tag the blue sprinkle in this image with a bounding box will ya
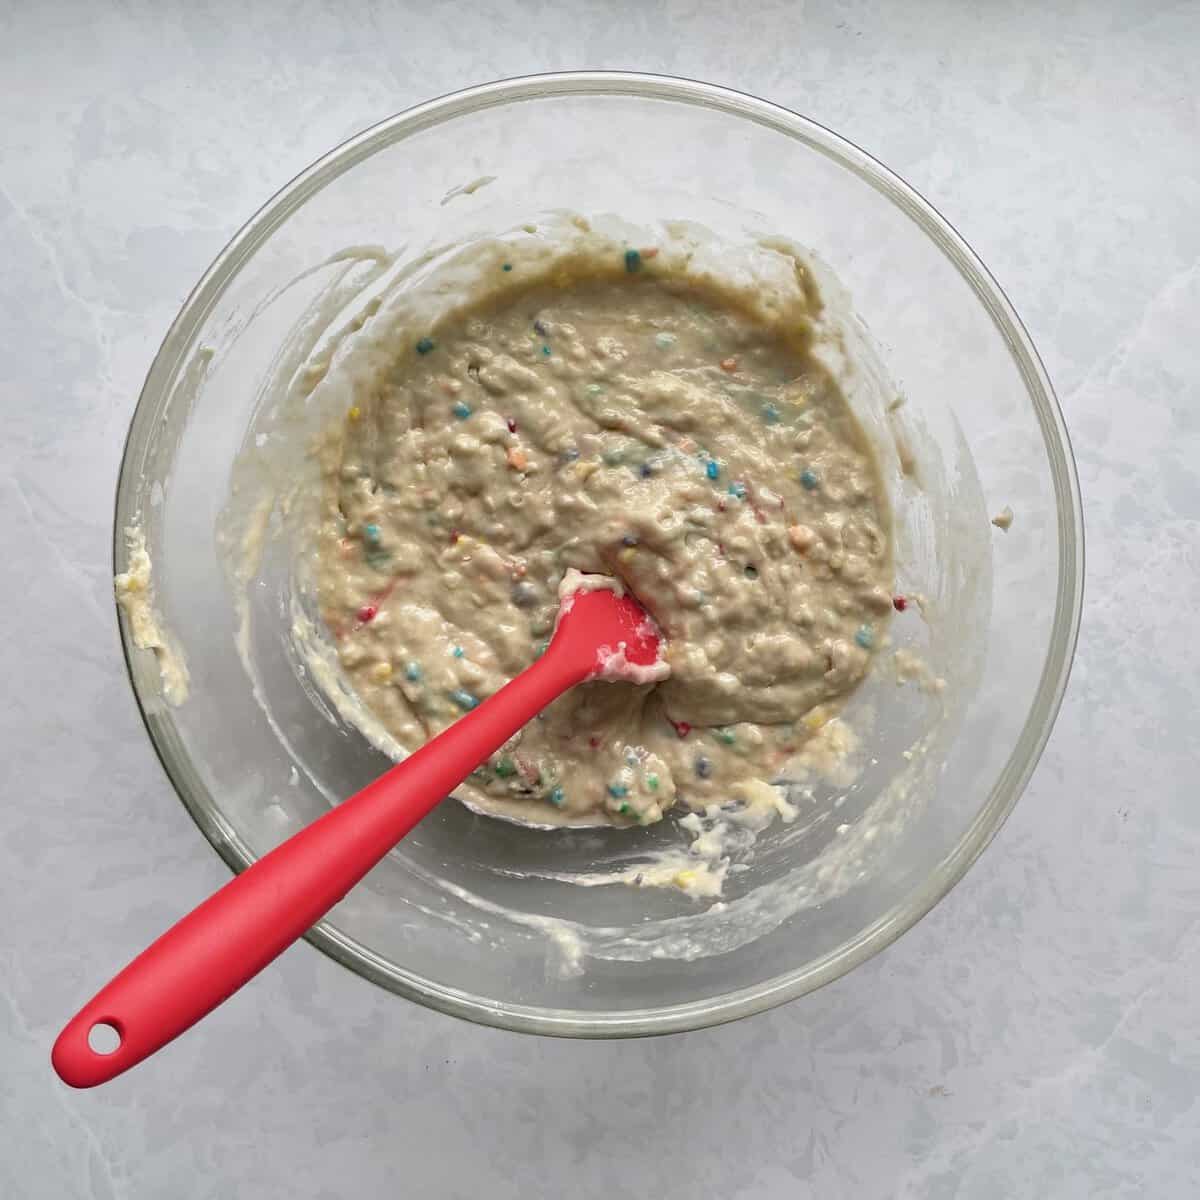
[452,646,465,658]
[855,626,875,650]
[562,447,580,462]
[541,344,552,356]
[404,662,422,682]
[502,262,513,272]
[705,460,720,481]
[449,688,480,711]
[621,533,639,547]
[416,337,435,355]
[728,481,747,499]
[695,756,713,779]
[639,462,654,478]
[800,468,819,490]
[624,249,642,273]
[363,523,382,546]
[452,401,472,420]
[744,564,759,579]
[607,783,629,798]
[763,403,780,425]
[533,319,548,335]
[549,786,565,807]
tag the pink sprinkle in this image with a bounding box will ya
[669,718,692,739]
[358,604,378,623]
[893,595,908,612]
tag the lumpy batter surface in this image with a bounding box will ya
[317,267,892,826]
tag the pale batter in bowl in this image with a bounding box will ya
[315,248,892,828]
[112,74,1080,1031]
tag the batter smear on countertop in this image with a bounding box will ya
[317,264,892,827]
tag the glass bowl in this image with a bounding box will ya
[115,73,1082,1036]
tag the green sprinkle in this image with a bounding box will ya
[618,801,631,815]
[541,344,552,356]
[452,646,465,658]
[855,625,875,650]
[608,783,629,798]
[404,662,422,682]
[449,688,479,711]
[705,460,720,481]
[502,262,513,272]
[647,773,660,791]
[715,728,736,745]
[534,639,550,658]
[495,756,517,778]
[655,332,676,350]
[363,523,382,546]
[744,563,759,579]
[549,786,565,807]
[800,468,819,490]
[452,401,472,420]
[416,337,435,355]
[624,248,642,273]
[586,383,604,395]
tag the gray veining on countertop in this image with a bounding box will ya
[2,1,1198,1195]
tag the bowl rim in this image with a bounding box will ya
[115,70,1084,1038]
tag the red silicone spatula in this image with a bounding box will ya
[53,581,664,1088]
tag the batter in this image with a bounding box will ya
[315,258,892,827]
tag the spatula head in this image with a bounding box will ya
[552,582,668,684]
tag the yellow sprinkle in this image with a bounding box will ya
[347,406,362,422]
[802,707,828,732]
[618,547,636,562]
[370,662,393,683]
[673,870,697,890]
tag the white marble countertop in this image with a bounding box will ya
[3,2,1198,1195]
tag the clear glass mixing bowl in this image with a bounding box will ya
[114,73,1082,1036]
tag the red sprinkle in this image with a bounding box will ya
[357,604,378,623]
[893,595,908,612]
[506,416,518,433]
[588,736,601,749]
[668,718,692,739]
[449,528,461,545]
